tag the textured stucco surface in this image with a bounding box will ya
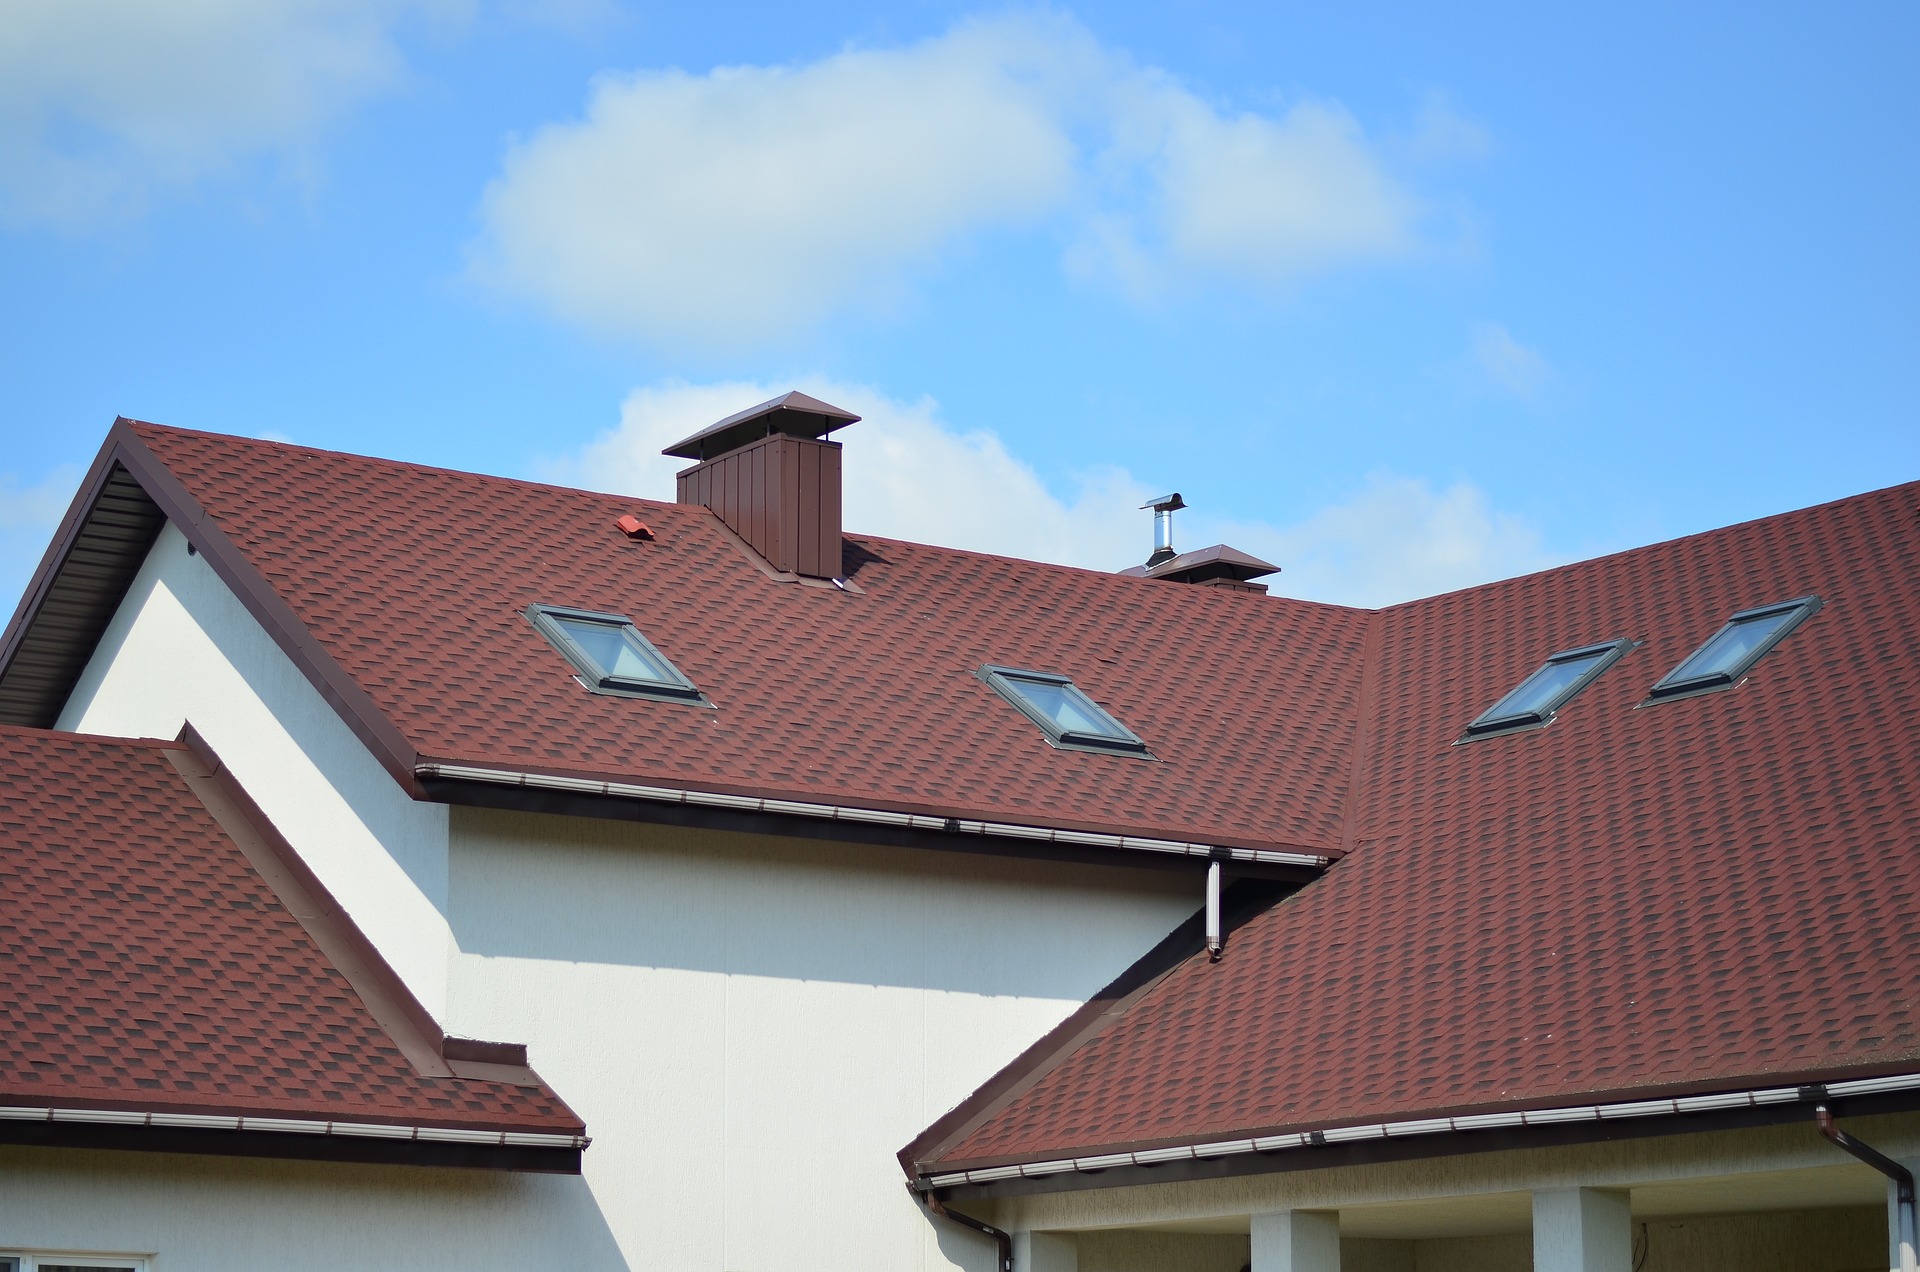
[445,804,1199,1270]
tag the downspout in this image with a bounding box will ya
[918,1189,1013,1272]
[1205,858,1224,961]
[1816,1105,1917,1272]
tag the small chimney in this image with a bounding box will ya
[1142,493,1186,567]
[1119,494,1280,594]
[663,391,859,578]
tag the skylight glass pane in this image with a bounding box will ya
[1464,639,1632,738]
[980,665,1147,754]
[527,605,703,702]
[1010,679,1116,737]
[1665,609,1796,685]
[1649,596,1820,699]
[554,616,680,687]
[1485,654,1606,721]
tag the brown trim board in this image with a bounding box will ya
[0,1119,581,1174]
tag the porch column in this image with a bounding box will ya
[1250,1209,1341,1272]
[1013,1230,1077,1272]
[1886,1156,1920,1272]
[1532,1187,1631,1272]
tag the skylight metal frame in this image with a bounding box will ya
[1459,638,1635,741]
[526,604,709,705]
[1645,595,1823,703]
[977,664,1151,757]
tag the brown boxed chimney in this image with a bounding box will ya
[663,391,860,579]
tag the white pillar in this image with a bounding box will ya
[1532,1187,1631,1272]
[1013,1230,1078,1272]
[1886,1157,1920,1272]
[1250,1209,1341,1272]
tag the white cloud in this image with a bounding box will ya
[0,0,454,226]
[0,464,83,614]
[1471,321,1552,399]
[1403,92,1493,165]
[542,378,1150,570]
[474,15,1433,346]
[544,381,1564,607]
[1069,91,1415,300]
[1199,475,1565,609]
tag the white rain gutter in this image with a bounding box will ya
[0,1104,587,1150]
[918,1070,1920,1189]
[415,762,1330,871]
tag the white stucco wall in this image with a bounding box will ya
[0,1145,626,1269]
[444,806,1201,1272]
[56,524,455,1018]
[37,525,1206,1270]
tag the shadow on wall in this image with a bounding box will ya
[445,805,1201,999]
[147,528,453,918]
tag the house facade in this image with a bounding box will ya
[2,397,1916,1271]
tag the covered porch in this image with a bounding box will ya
[961,1112,1920,1272]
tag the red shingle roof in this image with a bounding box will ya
[14,419,1917,1180]
[913,479,1920,1172]
[123,421,1370,856]
[0,726,582,1139]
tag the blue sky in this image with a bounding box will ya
[2,1,1914,610]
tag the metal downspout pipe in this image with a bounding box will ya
[918,1189,1013,1272]
[1205,859,1224,961]
[1816,1105,1917,1272]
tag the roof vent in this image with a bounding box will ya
[663,391,860,579]
[1118,495,1280,594]
[1141,493,1186,567]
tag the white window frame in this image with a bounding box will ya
[0,1253,150,1271]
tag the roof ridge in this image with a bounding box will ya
[1379,477,1920,615]
[121,417,692,514]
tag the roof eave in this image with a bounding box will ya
[0,1110,584,1174]
[911,1064,1920,1201]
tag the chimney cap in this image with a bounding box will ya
[1140,492,1187,512]
[1119,543,1280,584]
[661,391,861,461]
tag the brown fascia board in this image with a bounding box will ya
[922,1079,1920,1204]
[167,724,551,1091]
[0,420,425,795]
[0,1118,581,1174]
[897,878,1302,1179]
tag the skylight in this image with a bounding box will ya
[527,605,706,703]
[1461,639,1634,739]
[1647,595,1822,701]
[978,665,1148,755]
